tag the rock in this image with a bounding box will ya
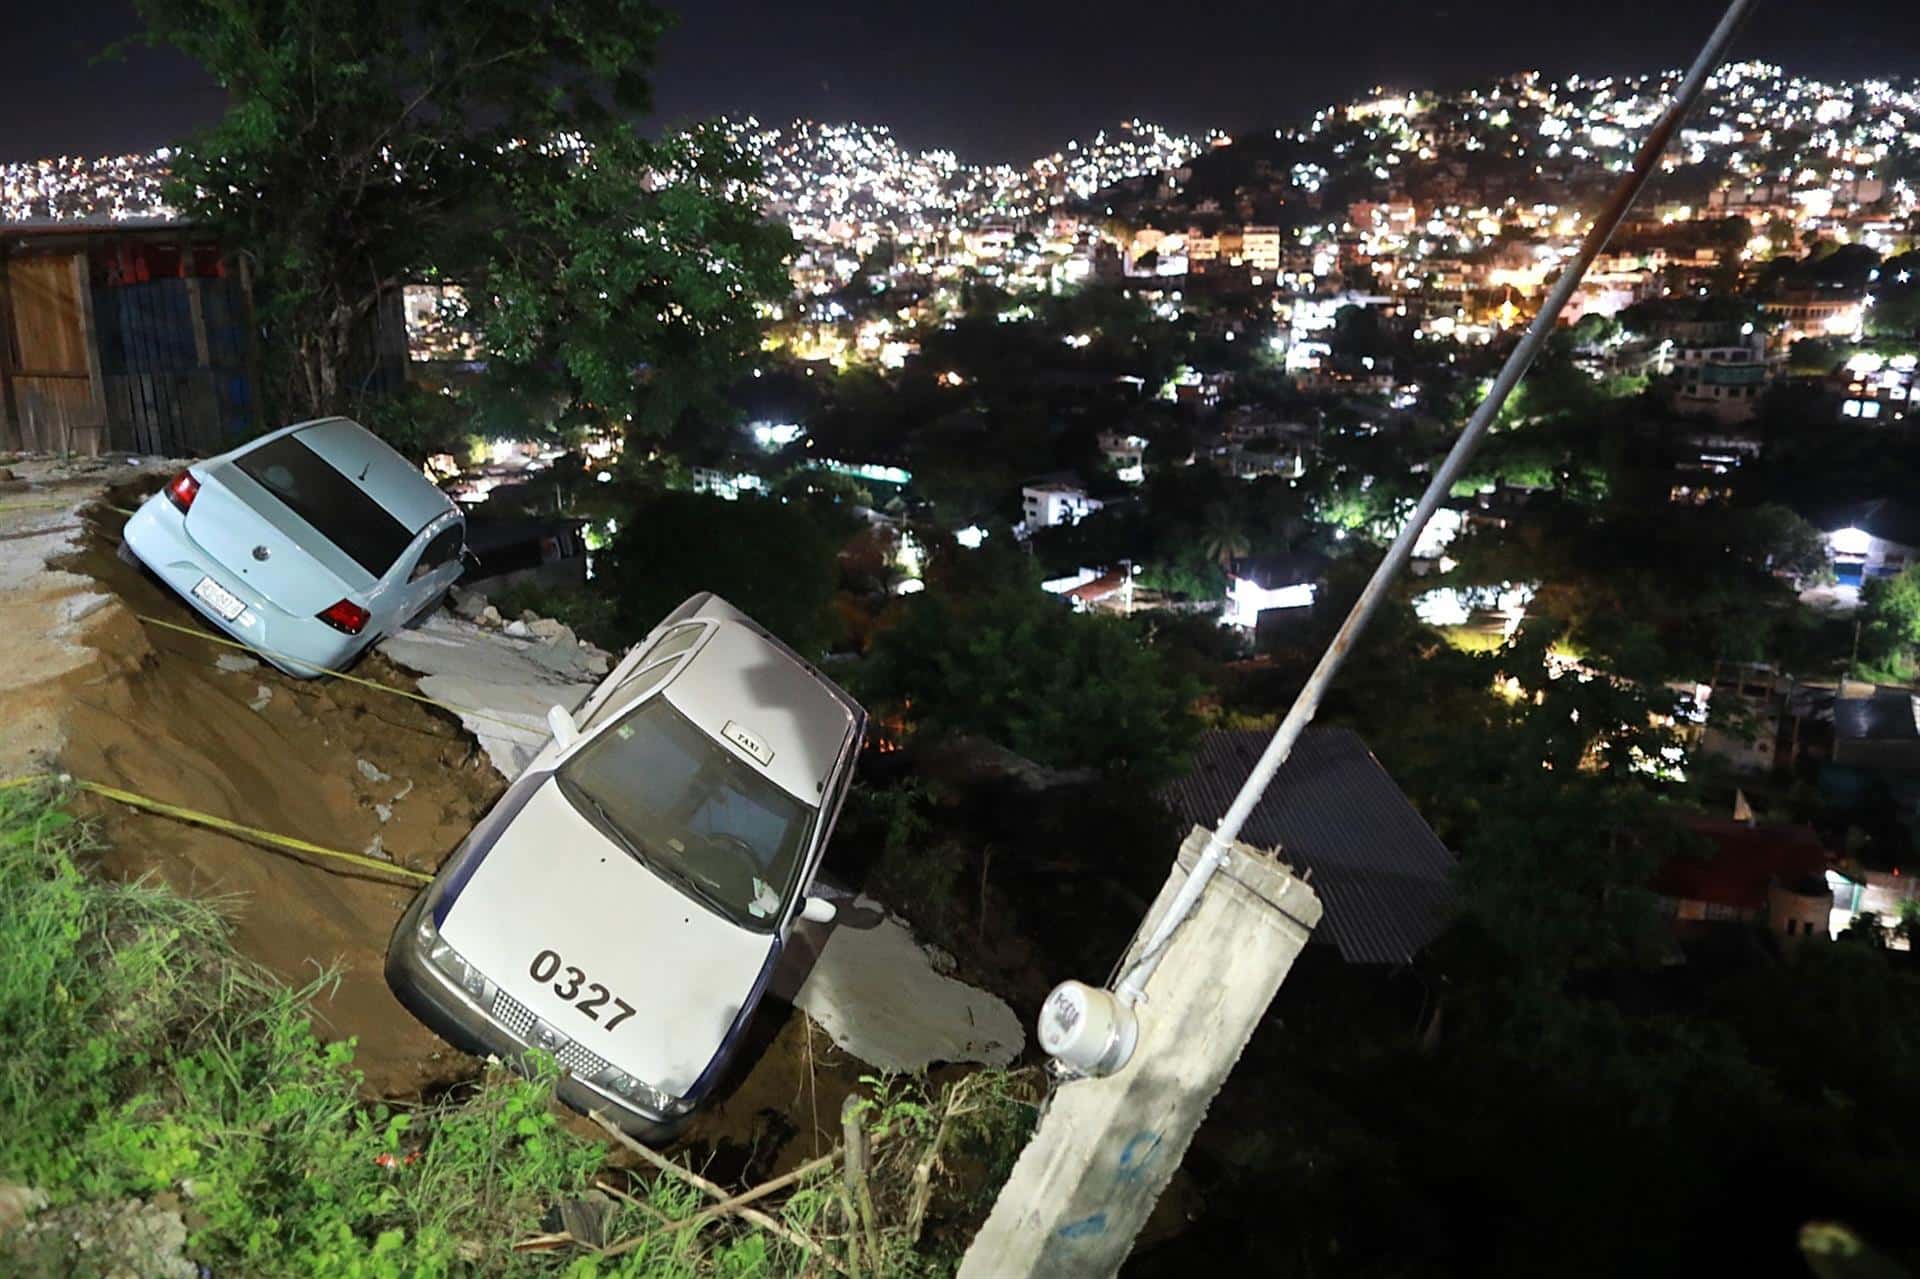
[449,587,489,622]
[502,619,532,639]
[0,468,15,482]
[355,758,391,784]
[520,608,540,623]
[0,1183,47,1233]
[20,1198,194,1279]
[374,803,393,824]
[363,834,387,860]
[215,653,260,674]
[248,685,273,712]
[477,605,503,628]
[527,618,573,645]
[923,943,958,976]
[583,649,611,678]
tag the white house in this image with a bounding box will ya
[1819,500,1920,589]
[1098,432,1149,483]
[1021,480,1104,530]
[1224,553,1329,628]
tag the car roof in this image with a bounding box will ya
[661,595,864,805]
[288,417,457,534]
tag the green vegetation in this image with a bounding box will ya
[859,562,1201,785]
[485,579,624,652]
[133,0,789,449]
[595,492,840,657]
[0,784,1033,1277]
[1855,564,1920,683]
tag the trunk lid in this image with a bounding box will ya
[182,466,372,616]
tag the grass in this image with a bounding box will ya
[0,783,1036,1277]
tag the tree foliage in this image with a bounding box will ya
[595,492,839,656]
[135,0,789,446]
[858,573,1201,783]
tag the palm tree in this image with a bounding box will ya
[1201,503,1251,570]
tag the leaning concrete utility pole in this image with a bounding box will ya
[960,3,1757,1273]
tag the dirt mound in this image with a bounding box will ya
[52,498,505,1097]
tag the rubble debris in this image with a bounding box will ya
[248,685,273,712]
[356,758,391,784]
[7,1197,195,1279]
[795,895,1024,1073]
[449,587,489,622]
[215,653,260,674]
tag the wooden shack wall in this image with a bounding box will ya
[0,251,105,453]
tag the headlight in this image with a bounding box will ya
[417,910,494,1001]
[596,1067,693,1118]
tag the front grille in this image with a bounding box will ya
[488,991,606,1079]
[557,1042,609,1079]
[491,990,539,1041]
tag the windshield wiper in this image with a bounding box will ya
[562,782,741,920]
[647,855,739,920]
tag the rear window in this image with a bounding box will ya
[235,434,417,577]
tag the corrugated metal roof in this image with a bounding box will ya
[1161,728,1456,964]
[1835,689,1920,744]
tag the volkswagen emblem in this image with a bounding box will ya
[251,545,271,562]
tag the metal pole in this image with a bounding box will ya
[1113,0,1756,1008]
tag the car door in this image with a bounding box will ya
[393,519,466,629]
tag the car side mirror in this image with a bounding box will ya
[799,895,837,925]
[546,704,578,750]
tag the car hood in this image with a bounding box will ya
[439,778,776,1096]
[179,466,371,615]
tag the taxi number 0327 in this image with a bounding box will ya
[528,949,637,1030]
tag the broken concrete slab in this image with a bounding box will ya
[378,612,595,777]
[216,653,261,674]
[794,894,1024,1073]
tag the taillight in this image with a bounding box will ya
[316,599,370,635]
[165,470,200,513]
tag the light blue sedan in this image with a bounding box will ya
[123,416,466,677]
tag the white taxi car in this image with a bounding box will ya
[386,593,866,1139]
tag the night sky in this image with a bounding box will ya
[6,0,1920,164]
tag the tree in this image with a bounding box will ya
[1200,502,1251,569]
[1858,564,1920,678]
[595,491,839,656]
[134,0,788,447]
[857,582,1201,783]
[1730,504,1831,584]
[1868,251,1920,340]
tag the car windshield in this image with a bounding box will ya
[234,433,416,577]
[555,697,815,933]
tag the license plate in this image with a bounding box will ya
[191,575,246,622]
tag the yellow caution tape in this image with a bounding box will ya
[0,497,139,521]
[133,611,539,735]
[0,496,89,516]
[1,773,432,885]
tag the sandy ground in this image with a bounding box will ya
[1,460,1020,1167]
[0,457,175,779]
